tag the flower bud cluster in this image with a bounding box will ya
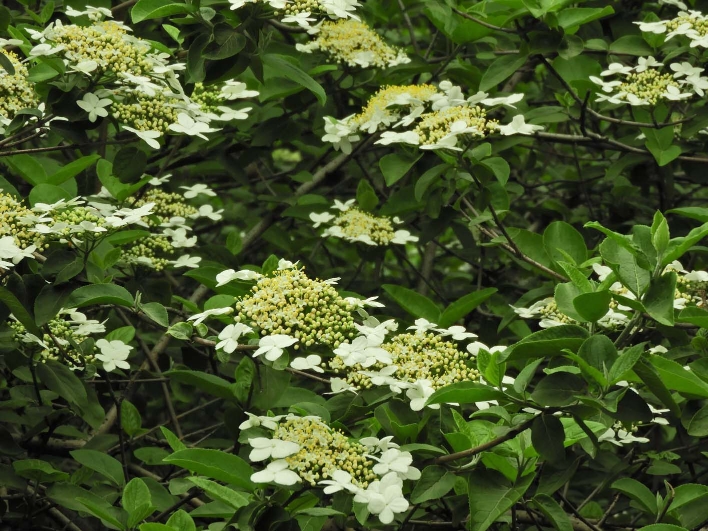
[664,260,708,308]
[111,92,181,133]
[0,51,39,120]
[0,193,47,253]
[9,309,104,370]
[635,9,708,48]
[234,265,357,347]
[296,19,409,69]
[322,81,536,153]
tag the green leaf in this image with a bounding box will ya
[415,164,450,201]
[600,237,650,296]
[531,373,585,407]
[29,183,72,207]
[162,449,254,491]
[123,478,152,516]
[4,154,47,185]
[77,497,127,530]
[262,54,326,106]
[379,152,422,187]
[131,0,195,23]
[613,478,658,515]
[65,284,134,309]
[0,52,15,75]
[0,286,41,336]
[164,370,236,400]
[46,155,100,186]
[166,510,196,531]
[70,449,126,487]
[438,288,497,328]
[573,290,611,322]
[480,52,529,92]
[650,355,708,398]
[382,284,441,322]
[36,360,88,409]
[356,179,379,211]
[531,494,573,531]
[411,466,457,503]
[643,272,676,326]
[160,426,187,452]
[500,325,589,362]
[13,459,69,482]
[139,302,169,328]
[186,477,250,509]
[544,221,587,266]
[467,469,534,531]
[608,344,645,385]
[685,404,708,437]
[637,526,689,531]
[121,400,142,437]
[556,6,614,33]
[633,359,681,417]
[663,222,708,266]
[532,414,566,463]
[480,157,510,186]
[427,381,505,405]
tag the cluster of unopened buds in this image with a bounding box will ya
[591,57,706,106]
[309,199,417,246]
[322,81,542,153]
[242,413,417,524]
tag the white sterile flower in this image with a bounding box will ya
[95,339,132,372]
[248,437,301,461]
[437,325,477,341]
[216,322,253,353]
[649,345,668,355]
[266,0,288,8]
[674,298,688,310]
[216,106,251,121]
[322,116,360,155]
[634,20,668,34]
[180,184,216,199]
[407,318,438,333]
[254,334,298,362]
[188,307,234,326]
[360,436,400,453]
[118,73,162,96]
[497,115,543,136]
[480,93,524,108]
[406,379,438,411]
[593,263,613,281]
[598,427,649,446]
[123,126,161,149]
[648,404,670,425]
[229,0,257,9]
[355,318,398,343]
[390,230,418,244]
[30,43,65,56]
[360,472,409,524]
[685,270,708,281]
[335,335,392,368]
[220,80,259,100]
[359,366,410,394]
[375,131,421,146]
[466,341,505,356]
[290,355,324,373]
[163,227,197,248]
[310,212,335,228]
[149,174,171,186]
[239,413,285,430]
[169,255,202,268]
[320,0,361,20]
[69,60,99,74]
[660,0,687,9]
[601,63,633,76]
[70,221,107,234]
[663,85,693,101]
[333,199,355,211]
[169,113,218,140]
[319,470,358,494]
[0,38,23,48]
[282,11,316,28]
[192,204,223,221]
[635,56,663,73]
[216,268,262,286]
[277,258,297,270]
[327,377,357,394]
[368,449,418,478]
[0,237,36,264]
[344,296,385,308]
[684,75,708,97]
[76,92,112,122]
[251,459,301,485]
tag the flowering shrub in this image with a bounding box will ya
[4,1,708,531]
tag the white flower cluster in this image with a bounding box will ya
[309,199,417,246]
[591,57,705,106]
[636,7,708,48]
[296,19,409,68]
[10,309,106,370]
[243,414,416,524]
[328,316,481,411]
[229,0,360,32]
[322,81,541,153]
[23,8,258,148]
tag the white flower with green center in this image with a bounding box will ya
[497,115,543,136]
[407,318,437,333]
[375,131,420,146]
[239,413,285,430]
[169,113,217,140]
[220,80,259,100]
[253,334,298,361]
[180,184,216,199]
[95,339,132,372]
[215,268,262,286]
[169,255,202,268]
[29,43,65,57]
[437,325,477,341]
[248,437,301,461]
[69,60,99,74]
[0,236,36,265]
[319,470,358,494]
[216,322,252,353]
[359,436,399,453]
[77,92,112,122]
[123,127,161,149]
[310,211,335,228]
[406,379,438,411]
[251,460,301,485]
[356,472,409,524]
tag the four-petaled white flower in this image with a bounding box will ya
[368,449,421,480]
[180,184,216,199]
[407,318,438,333]
[169,255,202,268]
[248,437,301,461]
[290,354,324,373]
[187,307,234,326]
[95,339,132,372]
[310,212,335,228]
[253,334,298,361]
[123,126,162,149]
[239,412,284,430]
[77,93,112,122]
[251,459,301,485]
[319,470,358,494]
[216,268,262,286]
[216,323,253,353]
[406,379,438,411]
[169,113,218,140]
[220,80,260,100]
[497,115,544,136]
[356,472,409,524]
[437,325,477,341]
